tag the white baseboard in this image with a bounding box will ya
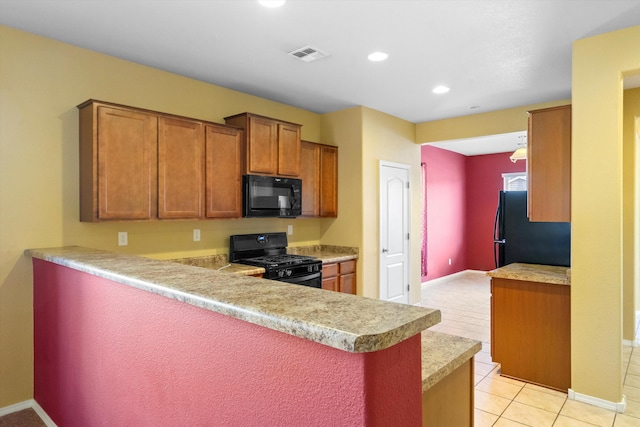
[568,389,627,413]
[0,399,57,426]
[421,269,487,287]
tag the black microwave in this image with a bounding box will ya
[243,174,302,218]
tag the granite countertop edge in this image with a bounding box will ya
[25,246,438,354]
[421,331,482,391]
[486,262,570,286]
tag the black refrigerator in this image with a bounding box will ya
[494,191,571,268]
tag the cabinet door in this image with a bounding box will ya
[247,116,278,175]
[322,263,338,291]
[338,274,355,294]
[338,260,356,294]
[97,106,157,220]
[158,117,203,219]
[277,123,301,177]
[300,141,320,217]
[527,105,571,222]
[322,277,338,291]
[204,124,243,218]
[319,145,338,217]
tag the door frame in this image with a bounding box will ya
[379,160,411,303]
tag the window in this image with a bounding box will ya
[502,172,527,191]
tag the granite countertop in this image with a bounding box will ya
[168,244,358,273]
[25,246,439,353]
[486,263,570,286]
[421,331,482,392]
[168,255,264,276]
[288,245,359,264]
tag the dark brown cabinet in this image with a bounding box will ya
[527,105,571,222]
[79,100,242,221]
[322,259,356,294]
[300,141,338,217]
[224,112,301,177]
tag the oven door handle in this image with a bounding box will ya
[277,272,321,284]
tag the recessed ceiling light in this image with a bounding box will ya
[368,51,389,62]
[432,85,450,94]
[258,0,286,7]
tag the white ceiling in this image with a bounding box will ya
[1,0,639,155]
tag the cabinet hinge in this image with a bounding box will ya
[406,182,410,189]
[407,233,410,240]
[407,284,410,291]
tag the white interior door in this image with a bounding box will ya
[379,161,410,304]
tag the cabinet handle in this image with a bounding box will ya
[382,248,388,253]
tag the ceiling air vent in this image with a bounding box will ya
[288,46,329,62]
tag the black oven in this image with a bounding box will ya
[229,233,322,288]
[243,175,302,218]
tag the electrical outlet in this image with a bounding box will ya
[193,229,201,242]
[118,231,128,246]
[287,224,293,235]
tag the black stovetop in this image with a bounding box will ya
[229,232,319,270]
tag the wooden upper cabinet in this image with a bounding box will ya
[300,141,338,218]
[319,144,338,217]
[79,103,158,221]
[300,141,320,216]
[158,117,203,219]
[527,105,571,222]
[277,123,301,176]
[204,123,243,218]
[224,112,301,177]
[79,99,242,222]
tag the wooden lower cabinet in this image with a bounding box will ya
[322,259,356,294]
[422,358,474,427]
[491,278,571,392]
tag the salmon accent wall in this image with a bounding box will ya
[466,152,526,271]
[33,259,422,425]
[421,145,525,281]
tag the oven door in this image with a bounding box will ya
[277,271,322,289]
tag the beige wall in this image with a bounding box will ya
[361,108,421,301]
[572,25,640,404]
[623,88,640,342]
[320,107,422,301]
[0,25,332,407]
[416,99,570,143]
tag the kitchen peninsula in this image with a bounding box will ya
[27,246,444,425]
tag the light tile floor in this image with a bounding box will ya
[421,270,640,427]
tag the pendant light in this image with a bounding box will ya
[510,135,527,163]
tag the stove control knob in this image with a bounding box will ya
[278,270,285,278]
[286,270,292,277]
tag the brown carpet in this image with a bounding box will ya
[0,409,46,427]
